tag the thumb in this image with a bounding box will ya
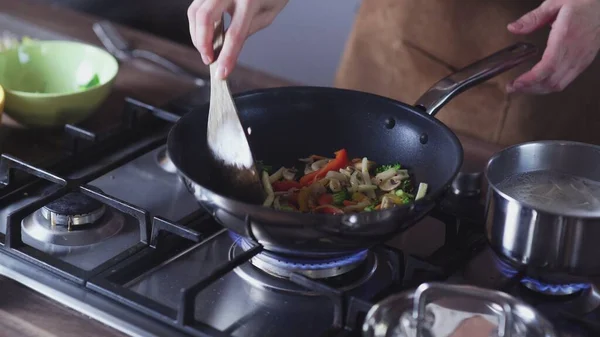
[507,1,560,34]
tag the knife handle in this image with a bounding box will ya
[130,49,208,87]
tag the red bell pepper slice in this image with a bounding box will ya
[272,180,303,192]
[314,205,344,215]
[299,149,349,186]
[317,193,334,206]
[342,200,356,206]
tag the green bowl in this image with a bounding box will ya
[0,40,119,127]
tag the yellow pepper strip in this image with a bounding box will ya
[298,187,311,212]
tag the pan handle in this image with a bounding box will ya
[414,42,538,116]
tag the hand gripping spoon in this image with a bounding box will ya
[206,17,266,204]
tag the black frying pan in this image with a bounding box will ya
[167,43,538,258]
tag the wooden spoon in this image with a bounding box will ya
[206,16,265,204]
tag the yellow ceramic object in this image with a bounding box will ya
[0,85,4,120]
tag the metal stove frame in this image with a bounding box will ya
[0,95,494,337]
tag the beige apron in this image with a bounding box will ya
[335,0,600,146]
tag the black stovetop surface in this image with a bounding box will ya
[0,91,597,337]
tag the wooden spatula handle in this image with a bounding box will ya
[212,16,225,60]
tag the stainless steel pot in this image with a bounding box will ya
[362,282,556,337]
[485,140,600,283]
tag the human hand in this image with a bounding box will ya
[188,0,289,79]
[506,0,600,94]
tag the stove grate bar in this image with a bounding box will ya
[125,97,183,124]
[344,297,374,331]
[0,154,67,187]
[63,97,181,155]
[0,154,156,282]
[177,243,263,328]
[559,310,600,335]
[150,216,205,248]
[290,272,344,329]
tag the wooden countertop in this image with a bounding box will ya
[0,1,503,336]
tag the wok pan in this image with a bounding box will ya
[167,43,538,258]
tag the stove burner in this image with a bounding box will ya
[156,148,177,173]
[41,192,106,228]
[22,194,124,247]
[229,237,378,295]
[230,232,369,279]
[521,278,591,296]
[494,254,591,296]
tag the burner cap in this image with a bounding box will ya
[42,193,105,226]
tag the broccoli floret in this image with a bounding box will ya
[394,189,414,204]
[364,205,375,212]
[375,163,402,174]
[400,179,412,192]
[332,190,350,205]
[256,160,273,174]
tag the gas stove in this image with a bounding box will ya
[0,90,599,337]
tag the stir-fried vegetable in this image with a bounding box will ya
[259,149,429,214]
[78,74,100,91]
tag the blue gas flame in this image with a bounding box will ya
[229,231,368,270]
[493,253,589,295]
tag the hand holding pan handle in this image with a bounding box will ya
[414,42,538,117]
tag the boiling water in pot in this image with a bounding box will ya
[496,170,600,213]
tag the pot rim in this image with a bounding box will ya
[484,140,600,219]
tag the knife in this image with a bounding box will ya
[93,21,209,87]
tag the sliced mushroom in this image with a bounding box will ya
[360,158,376,199]
[311,159,330,172]
[381,196,394,209]
[329,179,342,193]
[309,183,327,198]
[317,178,330,187]
[357,184,378,193]
[350,171,365,187]
[396,169,409,179]
[339,166,355,178]
[299,157,316,174]
[269,167,286,184]
[379,174,407,191]
[374,167,398,184]
[282,168,298,181]
[325,171,348,182]
[352,158,377,171]
[304,164,315,175]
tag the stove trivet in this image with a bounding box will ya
[229,240,378,295]
[155,147,177,173]
[231,233,368,279]
[533,284,600,316]
[22,193,125,247]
